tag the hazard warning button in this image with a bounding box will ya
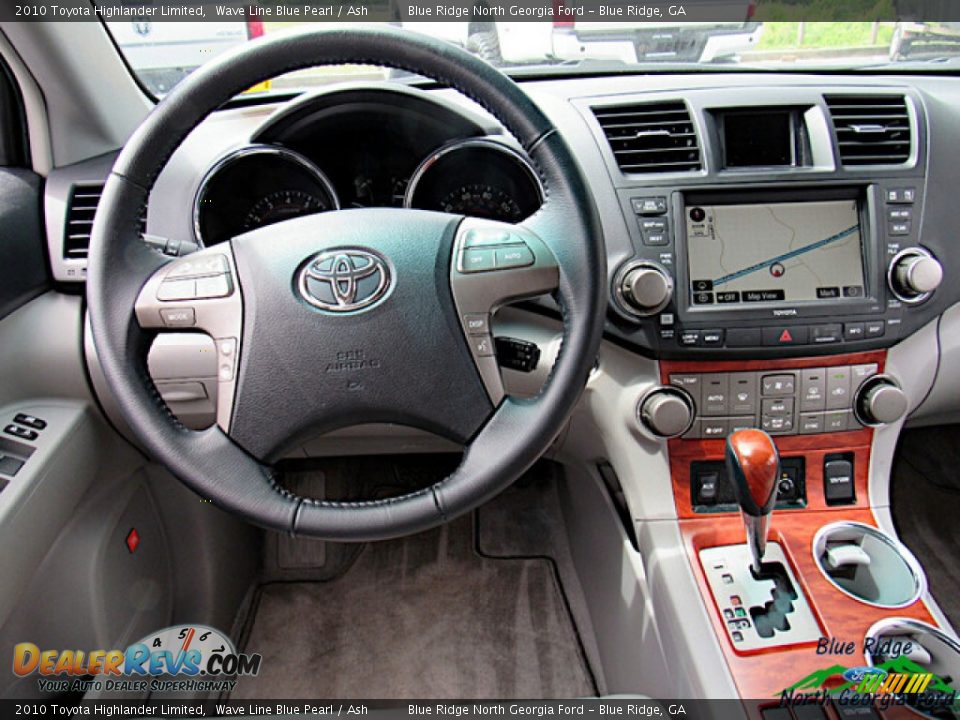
[762,326,809,346]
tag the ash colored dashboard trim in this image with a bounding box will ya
[402,136,544,212]
[191,144,340,247]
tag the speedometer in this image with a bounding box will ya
[243,190,331,231]
[439,183,524,222]
[405,139,542,223]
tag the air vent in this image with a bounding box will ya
[63,184,147,260]
[63,184,102,260]
[593,101,702,174]
[826,95,912,166]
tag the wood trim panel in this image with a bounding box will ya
[681,510,939,700]
[669,434,873,519]
[662,350,885,519]
[660,350,887,379]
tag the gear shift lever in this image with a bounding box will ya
[725,429,780,574]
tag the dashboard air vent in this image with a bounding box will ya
[593,101,701,174]
[63,184,103,260]
[63,184,147,260]
[825,95,912,166]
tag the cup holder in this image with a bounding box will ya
[866,618,960,679]
[813,521,926,608]
[866,619,960,718]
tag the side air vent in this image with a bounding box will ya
[63,184,147,260]
[825,95,912,166]
[63,184,102,260]
[593,101,702,174]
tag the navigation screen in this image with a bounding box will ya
[685,199,865,307]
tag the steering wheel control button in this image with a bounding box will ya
[494,244,534,269]
[4,424,37,442]
[195,274,234,299]
[217,338,238,381]
[463,314,490,335]
[159,307,196,328]
[461,248,496,273]
[463,228,512,246]
[157,279,197,302]
[166,255,229,278]
[13,413,46,430]
[471,336,495,357]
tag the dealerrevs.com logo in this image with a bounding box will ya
[12,625,261,695]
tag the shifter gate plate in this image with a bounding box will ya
[699,543,822,653]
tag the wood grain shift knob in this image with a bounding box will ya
[725,428,780,518]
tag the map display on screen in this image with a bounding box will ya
[685,199,865,307]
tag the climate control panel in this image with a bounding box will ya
[665,362,904,439]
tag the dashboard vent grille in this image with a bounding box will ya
[63,185,103,260]
[826,95,912,166]
[63,184,146,260]
[593,101,702,174]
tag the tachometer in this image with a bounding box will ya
[194,145,339,246]
[243,190,330,231]
[405,139,542,223]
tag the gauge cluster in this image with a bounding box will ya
[191,90,543,247]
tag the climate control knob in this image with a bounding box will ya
[855,375,908,426]
[639,386,695,438]
[888,249,943,303]
[618,262,673,316]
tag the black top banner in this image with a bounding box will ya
[6,0,960,22]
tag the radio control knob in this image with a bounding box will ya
[639,387,694,438]
[855,375,908,426]
[889,249,943,302]
[620,263,673,315]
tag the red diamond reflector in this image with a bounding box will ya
[125,528,140,554]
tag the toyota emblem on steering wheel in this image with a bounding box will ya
[298,249,392,313]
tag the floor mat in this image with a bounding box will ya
[232,514,596,699]
[892,427,960,630]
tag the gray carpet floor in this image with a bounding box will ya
[892,426,960,630]
[231,512,596,699]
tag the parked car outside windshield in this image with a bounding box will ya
[100,17,960,98]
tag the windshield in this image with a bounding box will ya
[100,16,960,97]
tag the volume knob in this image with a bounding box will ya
[889,249,943,303]
[639,387,695,438]
[619,262,673,316]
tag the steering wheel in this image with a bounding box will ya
[87,27,606,541]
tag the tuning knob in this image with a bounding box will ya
[888,249,943,303]
[855,375,908,426]
[618,262,673,316]
[638,386,695,438]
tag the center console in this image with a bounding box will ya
[582,86,956,705]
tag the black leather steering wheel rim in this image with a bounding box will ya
[87,26,606,541]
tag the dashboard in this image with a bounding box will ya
[190,86,543,247]
[46,72,960,375]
